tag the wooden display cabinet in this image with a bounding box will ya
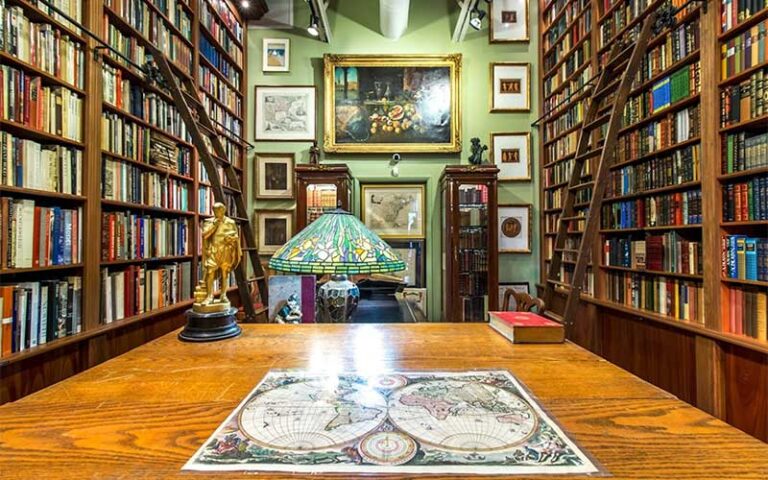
[440,165,499,322]
[295,164,352,231]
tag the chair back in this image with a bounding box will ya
[502,289,546,313]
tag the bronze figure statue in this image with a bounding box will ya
[193,202,242,313]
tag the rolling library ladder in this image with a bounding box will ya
[542,2,686,328]
[145,49,269,323]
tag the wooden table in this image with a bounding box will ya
[1,324,766,479]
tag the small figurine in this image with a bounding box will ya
[274,294,303,324]
[193,202,242,313]
[309,141,321,165]
[468,137,488,165]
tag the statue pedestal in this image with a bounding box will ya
[178,307,240,342]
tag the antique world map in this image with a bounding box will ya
[184,370,600,475]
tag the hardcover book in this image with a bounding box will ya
[488,311,565,344]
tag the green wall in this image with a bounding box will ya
[247,0,539,321]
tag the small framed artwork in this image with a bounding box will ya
[498,204,532,253]
[491,132,531,181]
[254,85,316,142]
[489,0,529,43]
[262,38,289,72]
[490,63,530,112]
[361,184,426,239]
[498,282,530,310]
[388,240,425,287]
[256,210,294,254]
[256,153,294,199]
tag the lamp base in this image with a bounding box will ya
[317,274,359,323]
[178,307,241,342]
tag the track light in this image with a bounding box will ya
[307,14,320,36]
[240,0,249,7]
[469,4,486,30]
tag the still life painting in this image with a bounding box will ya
[323,54,462,153]
[361,184,425,239]
[183,369,600,475]
[254,86,316,141]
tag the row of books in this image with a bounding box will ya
[104,1,193,69]
[722,131,768,173]
[101,113,191,176]
[203,0,243,43]
[553,264,594,295]
[544,156,593,188]
[458,275,487,299]
[0,131,82,194]
[1,198,81,269]
[458,228,487,250]
[601,190,703,229]
[458,185,488,205]
[720,68,766,126]
[623,63,700,123]
[544,130,579,164]
[722,235,768,281]
[0,278,81,357]
[598,0,653,49]
[198,187,236,216]
[607,144,700,197]
[542,8,591,69]
[459,206,488,227]
[544,61,592,101]
[0,65,83,141]
[615,105,700,165]
[721,174,768,221]
[603,233,703,275]
[636,19,699,87]
[546,38,591,82]
[217,133,242,166]
[543,0,590,51]
[102,65,189,141]
[198,162,231,188]
[101,261,192,323]
[606,271,703,322]
[199,35,240,89]
[459,295,486,323]
[458,250,488,274]
[100,211,190,261]
[721,0,767,33]
[202,94,242,136]
[544,100,583,143]
[102,157,190,211]
[102,15,191,76]
[544,185,591,210]
[199,64,241,115]
[723,286,767,340]
[306,185,337,209]
[199,0,242,65]
[0,3,85,89]
[29,0,82,33]
[106,0,192,41]
[720,20,766,80]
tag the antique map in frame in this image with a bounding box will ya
[184,370,600,475]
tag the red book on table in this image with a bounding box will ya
[488,311,565,344]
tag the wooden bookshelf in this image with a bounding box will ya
[537,0,768,441]
[0,0,248,402]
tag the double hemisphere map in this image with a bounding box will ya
[184,370,599,475]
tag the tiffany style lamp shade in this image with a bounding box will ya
[268,209,406,322]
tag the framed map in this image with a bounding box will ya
[184,370,600,475]
[361,184,425,239]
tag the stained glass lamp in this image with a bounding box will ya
[268,209,405,322]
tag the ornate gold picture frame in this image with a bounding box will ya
[324,54,462,153]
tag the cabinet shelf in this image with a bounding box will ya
[0,52,86,95]
[600,264,703,280]
[0,119,84,148]
[718,166,768,182]
[1,263,84,275]
[718,7,768,42]
[603,180,701,202]
[0,186,86,202]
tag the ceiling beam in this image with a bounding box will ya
[309,0,332,43]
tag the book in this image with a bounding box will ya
[488,311,565,344]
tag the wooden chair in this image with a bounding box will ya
[502,289,546,313]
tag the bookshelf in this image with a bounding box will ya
[440,165,499,322]
[0,0,248,402]
[295,164,352,232]
[537,0,768,441]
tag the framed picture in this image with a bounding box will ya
[256,153,294,199]
[490,63,530,112]
[498,204,532,253]
[323,54,462,153]
[361,184,426,239]
[262,38,289,72]
[489,0,529,43]
[387,240,425,287]
[498,282,531,310]
[254,86,316,142]
[491,132,531,181]
[248,0,293,29]
[256,210,294,254]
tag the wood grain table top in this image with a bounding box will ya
[1,323,766,479]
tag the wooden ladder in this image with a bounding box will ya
[146,52,268,322]
[542,8,666,328]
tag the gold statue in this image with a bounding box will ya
[193,202,242,313]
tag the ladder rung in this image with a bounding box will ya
[569,180,595,191]
[554,248,580,253]
[584,111,611,131]
[574,147,603,162]
[593,77,621,99]
[561,215,586,222]
[605,44,634,70]
[547,279,572,289]
[182,90,203,107]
